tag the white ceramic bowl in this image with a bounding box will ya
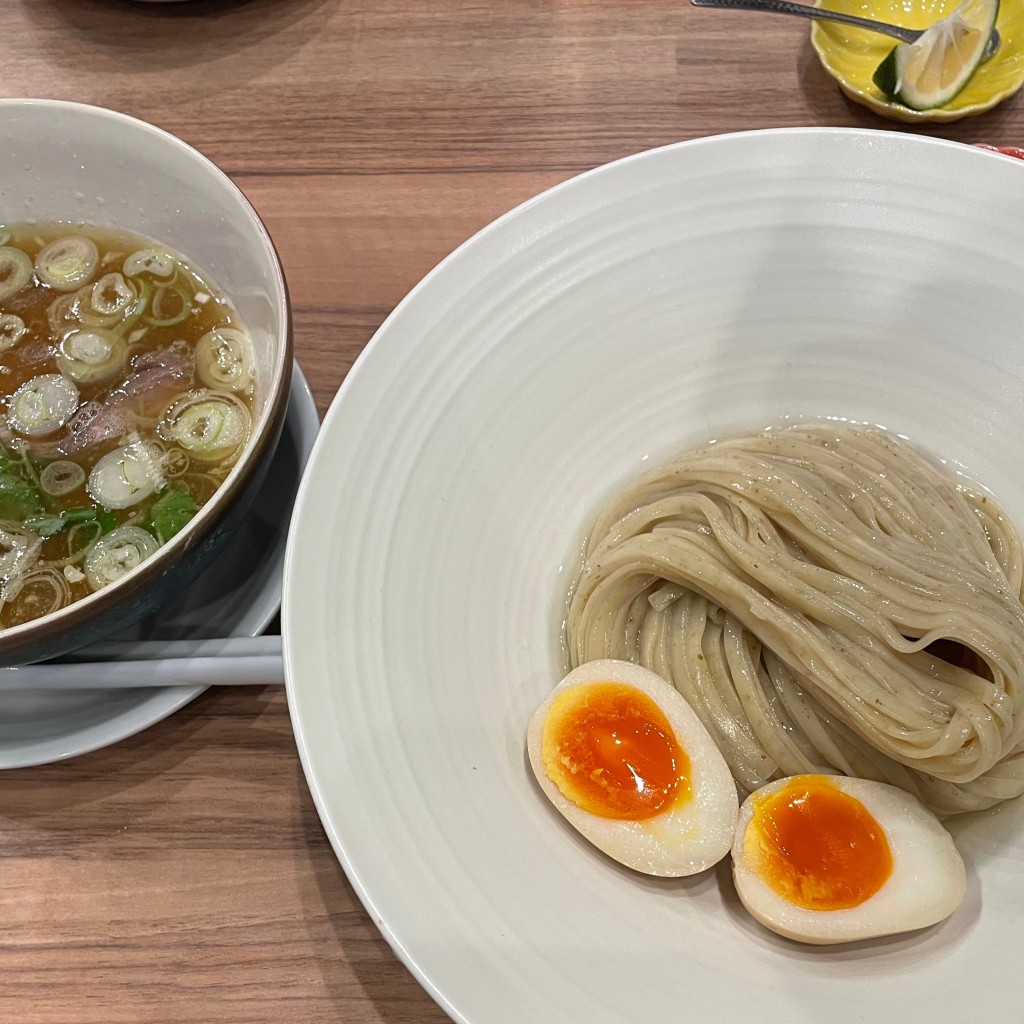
[284,129,1024,1024]
[0,99,291,665]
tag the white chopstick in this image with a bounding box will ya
[67,634,282,662]
[0,634,284,691]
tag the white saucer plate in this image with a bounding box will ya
[0,362,318,770]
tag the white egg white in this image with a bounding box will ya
[732,774,967,945]
[527,658,738,877]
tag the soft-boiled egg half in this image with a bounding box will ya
[527,659,738,876]
[732,774,966,944]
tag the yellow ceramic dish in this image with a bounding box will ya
[811,0,1024,122]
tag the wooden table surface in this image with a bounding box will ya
[1,1,1022,1022]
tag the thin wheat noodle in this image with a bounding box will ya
[566,424,1024,816]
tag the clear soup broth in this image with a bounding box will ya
[0,222,256,627]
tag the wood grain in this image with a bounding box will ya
[1,0,1022,1021]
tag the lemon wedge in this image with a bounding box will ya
[872,0,1000,111]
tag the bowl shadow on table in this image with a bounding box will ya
[21,0,335,78]
[794,37,1023,140]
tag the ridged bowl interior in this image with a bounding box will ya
[284,129,1024,1024]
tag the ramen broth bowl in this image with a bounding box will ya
[0,99,291,666]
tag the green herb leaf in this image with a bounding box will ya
[147,488,198,543]
[97,511,118,534]
[24,514,67,538]
[25,506,99,538]
[0,474,42,521]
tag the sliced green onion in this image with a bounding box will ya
[0,314,27,352]
[40,460,86,497]
[0,230,11,247]
[7,374,80,437]
[161,447,189,477]
[64,506,99,524]
[0,525,42,590]
[0,247,33,301]
[2,566,71,622]
[83,524,159,590]
[117,278,152,336]
[87,438,164,509]
[67,520,102,562]
[85,274,136,321]
[47,293,80,337]
[195,327,255,393]
[123,249,175,280]
[72,276,129,327]
[143,284,192,327]
[159,389,251,463]
[56,328,127,385]
[35,236,99,292]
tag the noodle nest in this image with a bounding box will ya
[566,424,1024,816]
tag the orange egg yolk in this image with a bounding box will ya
[748,776,893,911]
[541,682,690,820]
